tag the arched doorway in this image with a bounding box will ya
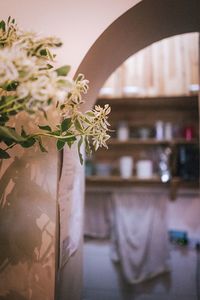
[76,0,199,110]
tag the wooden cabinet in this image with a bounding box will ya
[86,95,199,199]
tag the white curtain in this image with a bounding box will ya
[84,191,112,239]
[111,189,170,283]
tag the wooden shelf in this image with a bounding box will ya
[86,175,199,186]
[86,175,168,187]
[107,138,198,146]
[97,95,198,110]
[172,138,199,145]
[169,177,199,200]
[171,177,199,188]
[86,176,199,200]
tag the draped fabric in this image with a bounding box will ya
[84,191,112,239]
[84,188,170,283]
[111,190,170,283]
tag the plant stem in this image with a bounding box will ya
[32,132,77,140]
[0,96,20,111]
[4,142,17,151]
[2,103,25,114]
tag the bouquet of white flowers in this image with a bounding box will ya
[0,17,111,163]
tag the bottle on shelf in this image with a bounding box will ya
[117,121,129,141]
[164,122,173,140]
[155,120,164,140]
[138,127,151,139]
[177,145,199,180]
[95,162,112,177]
[182,125,195,141]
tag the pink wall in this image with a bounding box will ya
[0,0,140,74]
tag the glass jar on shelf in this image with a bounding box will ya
[136,151,153,179]
[119,156,134,178]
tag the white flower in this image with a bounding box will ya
[16,71,75,111]
[31,74,55,101]
[0,46,38,86]
[0,17,18,47]
[16,82,30,99]
[68,74,89,104]
[94,104,111,118]
[12,47,37,81]
[55,90,67,102]
[55,76,73,96]
[0,60,18,85]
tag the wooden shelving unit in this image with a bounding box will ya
[86,175,165,185]
[86,95,199,199]
[107,138,198,146]
[86,176,199,199]
[97,95,198,108]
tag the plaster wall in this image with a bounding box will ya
[0,0,139,75]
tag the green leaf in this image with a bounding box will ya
[6,81,19,91]
[78,137,84,165]
[74,118,83,133]
[38,125,52,132]
[38,64,53,71]
[38,138,48,153]
[66,136,76,148]
[60,104,65,110]
[0,95,15,104]
[0,20,6,31]
[51,130,61,136]
[21,127,27,137]
[84,116,92,125]
[0,149,10,159]
[85,111,95,117]
[0,126,26,142]
[8,110,19,116]
[57,140,65,151]
[0,115,9,126]
[61,118,72,132]
[47,64,53,69]
[47,98,52,106]
[20,137,36,148]
[55,65,71,76]
[85,136,91,156]
[3,138,14,146]
[40,49,48,56]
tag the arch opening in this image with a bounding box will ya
[76,0,199,110]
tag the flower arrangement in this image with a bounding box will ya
[0,17,111,163]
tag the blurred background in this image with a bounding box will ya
[83,32,200,300]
